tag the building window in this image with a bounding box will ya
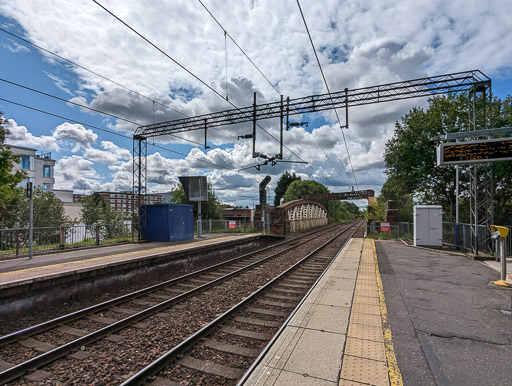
[21,155,32,170]
[43,165,52,178]
[41,183,52,191]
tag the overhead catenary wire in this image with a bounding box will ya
[92,0,312,170]
[0,27,239,143]
[197,0,280,96]
[197,0,346,191]
[296,0,359,189]
[0,96,260,173]
[0,77,204,146]
[91,1,339,191]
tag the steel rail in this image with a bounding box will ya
[0,223,351,384]
[120,221,361,385]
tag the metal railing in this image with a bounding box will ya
[367,222,413,240]
[367,221,511,257]
[194,219,257,235]
[443,222,512,257]
[0,222,134,260]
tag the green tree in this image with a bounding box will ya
[379,176,414,222]
[0,113,26,221]
[80,192,127,238]
[283,180,329,203]
[385,95,466,220]
[0,188,68,228]
[80,192,110,226]
[170,183,222,220]
[385,93,512,223]
[274,171,301,207]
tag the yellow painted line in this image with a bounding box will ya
[372,239,403,386]
[0,234,253,279]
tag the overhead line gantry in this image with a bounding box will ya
[133,70,492,252]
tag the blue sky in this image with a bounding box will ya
[1,0,512,206]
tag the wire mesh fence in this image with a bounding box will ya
[367,222,413,240]
[367,221,512,256]
[0,222,134,260]
[443,222,512,256]
[194,219,258,235]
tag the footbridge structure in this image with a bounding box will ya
[270,200,328,235]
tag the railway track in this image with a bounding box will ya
[0,221,362,384]
[121,220,363,385]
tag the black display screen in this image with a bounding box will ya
[438,138,512,165]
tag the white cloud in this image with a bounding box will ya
[1,40,30,53]
[53,122,98,152]
[5,119,58,151]
[1,0,512,203]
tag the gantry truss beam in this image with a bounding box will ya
[134,70,490,138]
[304,190,375,201]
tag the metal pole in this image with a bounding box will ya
[198,201,202,238]
[252,92,257,158]
[500,238,507,281]
[280,95,283,159]
[474,166,479,255]
[455,165,460,249]
[344,88,349,129]
[261,205,265,235]
[455,166,459,223]
[28,186,33,260]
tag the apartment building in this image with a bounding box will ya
[97,191,163,216]
[9,144,55,191]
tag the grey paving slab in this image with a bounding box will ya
[282,328,345,382]
[251,367,336,385]
[300,304,350,334]
[318,289,354,307]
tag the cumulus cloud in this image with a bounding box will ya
[5,119,58,151]
[2,0,511,203]
[53,122,98,152]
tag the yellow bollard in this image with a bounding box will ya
[490,225,510,287]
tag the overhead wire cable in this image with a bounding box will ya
[197,0,280,95]
[0,27,239,143]
[93,1,336,189]
[93,0,310,167]
[197,0,345,191]
[0,27,187,118]
[0,79,258,173]
[0,77,206,146]
[0,96,258,173]
[296,0,359,189]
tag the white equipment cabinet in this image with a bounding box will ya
[414,205,443,247]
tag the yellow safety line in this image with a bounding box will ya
[0,234,252,278]
[372,239,403,386]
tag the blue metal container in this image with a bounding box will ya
[141,203,194,241]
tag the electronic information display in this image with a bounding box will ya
[437,137,512,165]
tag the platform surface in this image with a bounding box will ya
[243,238,399,386]
[376,240,512,385]
[0,233,259,288]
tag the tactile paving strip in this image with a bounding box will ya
[344,336,387,362]
[348,322,384,342]
[340,355,390,386]
[339,239,391,386]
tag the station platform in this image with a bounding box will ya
[243,238,400,386]
[0,233,261,287]
[0,233,261,315]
